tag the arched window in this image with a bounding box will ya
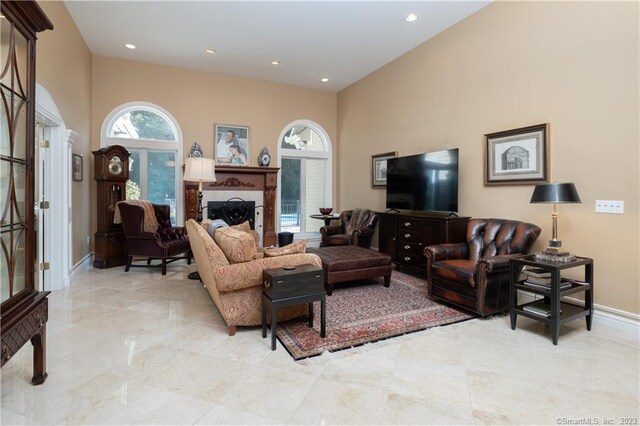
[277,120,332,240]
[102,102,183,225]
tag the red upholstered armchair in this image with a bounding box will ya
[320,209,379,249]
[118,202,192,275]
[424,218,541,316]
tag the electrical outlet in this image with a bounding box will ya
[86,235,91,245]
[595,200,624,214]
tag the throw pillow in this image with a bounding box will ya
[214,226,257,263]
[263,239,308,258]
[230,220,260,245]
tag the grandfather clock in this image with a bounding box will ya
[92,145,130,268]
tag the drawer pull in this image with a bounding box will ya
[264,280,271,288]
[404,222,411,227]
[314,275,322,278]
[404,233,411,238]
[276,280,284,284]
[404,256,411,261]
[404,245,410,250]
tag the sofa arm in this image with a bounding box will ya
[215,253,323,292]
[424,243,468,263]
[478,254,525,273]
[320,224,344,238]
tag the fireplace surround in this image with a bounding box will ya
[185,166,279,246]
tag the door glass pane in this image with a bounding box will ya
[14,28,28,98]
[1,228,26,302]
[13,97,27,160]
[0,231,10,302]
[0,159,8,227]
[0,21,10,87]
[146,151,176,224]
[304,159,325,233]
[13,162,26,223]
[0,88,10,157]
[126,149,141,200]
[280,158,301,232]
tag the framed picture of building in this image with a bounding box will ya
[484,123,549,185]
[214,124,250,166]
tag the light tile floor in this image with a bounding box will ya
[1,262,638,425]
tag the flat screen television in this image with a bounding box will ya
[386,149,459,213]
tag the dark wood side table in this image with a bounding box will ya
[309,214,340,227]
[262,265,326,351]
[509,255,594,345]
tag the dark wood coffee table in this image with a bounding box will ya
[307,246,392,295]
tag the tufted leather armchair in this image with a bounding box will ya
[424,218,541,316]
[119,202,192,275]
[320,209,379,249]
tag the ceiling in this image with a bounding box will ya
[64,1,490,92]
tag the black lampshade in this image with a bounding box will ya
[530,182,581,204]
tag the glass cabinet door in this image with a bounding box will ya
[1,16,32,304]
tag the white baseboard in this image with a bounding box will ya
[69,252,93,280]
[518,291,639,339]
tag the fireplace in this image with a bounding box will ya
[207,200,256,229]
[185,165,279,246]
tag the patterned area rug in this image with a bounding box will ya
[276,270,474,360]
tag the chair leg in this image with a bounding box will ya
[125,256,133,272]
[187,251,192,265]
[228,325,237,336]
[161,258,167,275]
[147,258,152,265]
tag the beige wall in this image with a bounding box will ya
[36,1,93,265]
[337,2,639,315]
[91,56,337,231]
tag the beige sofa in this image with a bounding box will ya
[185,219,322,336]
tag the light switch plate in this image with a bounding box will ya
[595,200,624,214]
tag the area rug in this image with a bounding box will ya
[276,270,474,360]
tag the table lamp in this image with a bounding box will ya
[530,182,581,255]
[183,157,216,222]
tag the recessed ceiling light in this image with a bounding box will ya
[124,43,136,50]
[405,13,418,22]
[271,60,280,65]
[205,48,216,54]
[320,77,329,83]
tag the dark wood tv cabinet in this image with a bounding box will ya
[378,212,469,274]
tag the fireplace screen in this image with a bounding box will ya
[207,199,256,229]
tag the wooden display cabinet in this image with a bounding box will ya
[0,0,54,385]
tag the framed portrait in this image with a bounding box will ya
[72,153,83,182]
[214,124,250,166]
[484,123,549,186]
[371,151,397,188]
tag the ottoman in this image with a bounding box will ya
[307,246,392,295]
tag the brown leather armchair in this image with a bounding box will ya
[118,202,192,275]
[424,218,541,316]
[320,209,378,249]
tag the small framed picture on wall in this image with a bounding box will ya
[72,153,83,182]
[371,151,397,188]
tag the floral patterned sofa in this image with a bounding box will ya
[185,219,322,336]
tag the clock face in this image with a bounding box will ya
[108,156,123,175]
[260,153,270,166]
